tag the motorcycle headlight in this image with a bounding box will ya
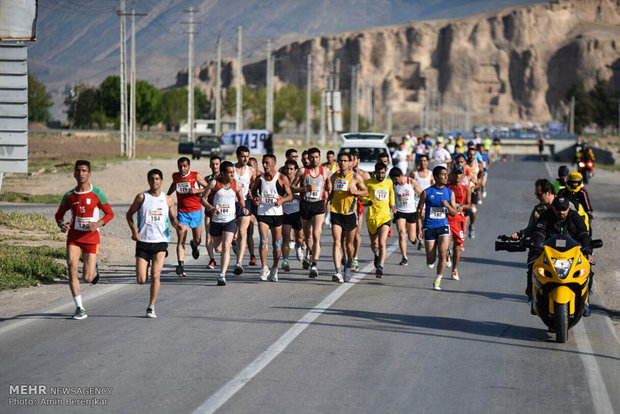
[552,258,573,279]
[578,162,585,168]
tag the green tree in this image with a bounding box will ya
[27,73,52,122]
[276,83,304,128]
[135,80,162,128]
[159,88,187,131]
[194,87,210,119]
[589,79,617,129]
[99,75,120,120]
[65,83,101,128]
[566,80,593,134]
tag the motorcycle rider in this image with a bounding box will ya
[553,165,569,195]
[529,196,593,314]
[511,179,555,241]
[558,172,593,231]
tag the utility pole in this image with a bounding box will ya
[236,26,243,131]
[129,7,136,159]
[386,77,393,134]
[216,34,222,134]
[368,75,373,128]
[350,65,358,133]
[319,90,326,145]
[184,6,195,143]
[265,39,273,131]
[119,0,127,156]
[333,57,340,143]
[305,54,312,144]
[418,88,424,137]
[571,96,576,134]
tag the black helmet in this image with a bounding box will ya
[558,165,569,178]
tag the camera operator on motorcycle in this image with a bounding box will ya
[511,179,555,242]
[553,166,569,194]
[529,196,594,314]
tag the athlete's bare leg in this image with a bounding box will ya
[282,224,292,261]
[396,219,408,258]
[310,214,325,263]
[176,226,188,262]
[136,252,165,307]
[425,239,437,266]
[258,222,270,268]
[377,224,390,266]
[236,216,251,265]
[67,246,97,297]
[452,240,463,271]
[205,216,214,260]
[220,231,234,275]
[191,226,202,248]
[353,217,363,258]
[436,235,451,276]
[331,224,343,271]
[344,229,356,266]
[302,219,314,261]
[247,215,256,258]
[270,226,283,268]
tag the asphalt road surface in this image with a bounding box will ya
[1,156,618,414]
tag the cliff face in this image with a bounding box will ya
[180,0,620,125]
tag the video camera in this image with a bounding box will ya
[495,235,528,252]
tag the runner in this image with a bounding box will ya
[205,155,221,270]
[446,165,471,281]
[412,154,434,249]
[431,142,452,169]
[232,146,257,275]
[477,143,490,198]
[251,154,293,282]
[55,160,115,320]
[281,159,304,271]
[167,157,208,277]
[416,166,457,291]
[351,149,371,272]
[464,147,482,238]
[321,150,338,173]
[246,157,260,266]
[126,169,180,317]
[291,147,332,278]
[201,161,247,286]
[392,142,409,175]
[301,150,310,168]
[329,152,368,283]
[391,167,422,266]
[364,162,396,278]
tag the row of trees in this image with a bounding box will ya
[567,79,619,134]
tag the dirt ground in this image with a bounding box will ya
[0,136,618,338]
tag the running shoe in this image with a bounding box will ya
[352,258,359,272]
[217,275,227,286]
[446,251,452,268]
[344,267,352,282]
[176,265,187,277]
[399,257,408,266]
[468,225,476,239]
[92,263,100,285]
[375,266,383,278]
[146,307,157,318]
[269,268,279,282]
[296,246,303,261]
[260,266,270,281]
[482,191,487,198]
[478,198,483,205]
[332,272,344,283]
[433,277,442,291]
[309,265,318,279]
[302,258,310,269]
[232,240,239,256]
[73,307,88,320]
[451,270,460,280]
[249,255,257,266]
[207,259,216,270]
[282,260,290,272]
[233,264,244,275]
[427,262,435,269]
[190,239,200,260]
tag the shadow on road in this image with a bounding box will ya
[459,256,523,269]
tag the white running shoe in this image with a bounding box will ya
[260,266,270,281]
[146,307,157,318]
[482,191,487,198]
[344,267,352,282]
[451,270,460,280]
[269,267,278,282]
[433,277,442,290]
[427,262,435,269]
[446,253,452,268]
[332,272,344,283]
[309,265,318,279]
[296,246,304,261]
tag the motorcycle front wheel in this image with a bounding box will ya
[554,303,569,343]
[583,171,590,184]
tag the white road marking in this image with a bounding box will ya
[0,284,127,337]
[190,241,400,414]
[573,323,615,414]
[544,160,554,179]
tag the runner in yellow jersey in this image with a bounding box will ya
[364,162,396,278]
[329,151,368,283]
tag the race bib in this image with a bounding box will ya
[397,196,409,206]
[217,204,231,214]
[429,207,446,220]
[262,192,278,205]
[146,209,164,224]
[334,178,349,192]
[75,217,93,231]
[375,189,388,201]
[176,182,191,194]
[308,190,321,199]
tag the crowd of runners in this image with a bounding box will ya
[55,134,495,319]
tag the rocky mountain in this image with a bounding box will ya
[182,0,620,125]
[28,0,545,120]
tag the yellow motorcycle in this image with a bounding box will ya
[496,234,602,343]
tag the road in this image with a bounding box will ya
[1,156,618,414]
